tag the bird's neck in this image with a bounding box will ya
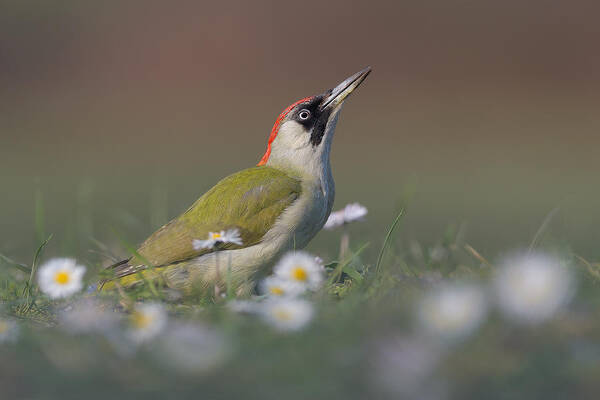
[267,139,333,186]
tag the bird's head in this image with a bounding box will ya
[258,67,371,174]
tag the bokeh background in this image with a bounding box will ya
[2,0,599,263]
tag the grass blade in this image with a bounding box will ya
[464,243,492,268]
[28,234,53,288]
[328,242,369,286]
[528,207,560,253]
[226,252,234,299]
[23,234,53,310]
[34,185,46,244]
[574,254,600,283]
[375,208,405,274]
[0,253,30,273]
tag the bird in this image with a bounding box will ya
[101,67,371,297]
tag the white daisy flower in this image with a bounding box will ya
[127,302,167,344]
[37,258,86,299]
[494,252,574,324]
[323,203,368,230]
[0,318,19,343]
[418,283,487,342]
[273,251,324,291]
[260,298,314,332]
[155,322,229,373]
[192,228,243,249]
[260,276,305,298]
[59,299,118,334]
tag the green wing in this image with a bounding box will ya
[129,166,301,269]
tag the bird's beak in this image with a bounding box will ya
[319,67,371,112]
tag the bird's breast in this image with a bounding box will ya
[289,172,335,245]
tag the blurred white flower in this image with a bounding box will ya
[59,299,118,334]
[260,276,305,298]
[155,322,229,373]
[370,335,442,397]
[260,298,314,332]
[429,245,448,263]
[37,258,86,299]
[0,318,19,343]
[273,251,324,291]
[494,252,574,324]
[323,203,368,230]
[227,300,260,314]
[193,229,243,249]
[127,302,167,344]
[418,283,487,342]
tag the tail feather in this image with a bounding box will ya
[98,258,133,290]
[108,258,129,270]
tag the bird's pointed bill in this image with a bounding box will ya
[320,67,371,111]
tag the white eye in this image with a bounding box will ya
[298,109,310,120]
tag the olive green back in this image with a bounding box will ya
[131,166,301,268]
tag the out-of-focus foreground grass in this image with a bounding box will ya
[1,204,599,400]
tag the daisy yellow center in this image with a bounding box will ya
[211,233,222,239]
[292,266,307,282]
[270,287,284,296]
[54,271,70,285]
[273,309,293,321]
[0,321,7,334]
[131,312,153,329]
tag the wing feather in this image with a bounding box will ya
[112,166,301,279]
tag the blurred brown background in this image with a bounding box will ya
[1,0,599,261]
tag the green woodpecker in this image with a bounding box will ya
[102,67,371,295]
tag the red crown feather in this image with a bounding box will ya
[257,96,313,166]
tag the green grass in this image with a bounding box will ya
[1,199,600,400]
